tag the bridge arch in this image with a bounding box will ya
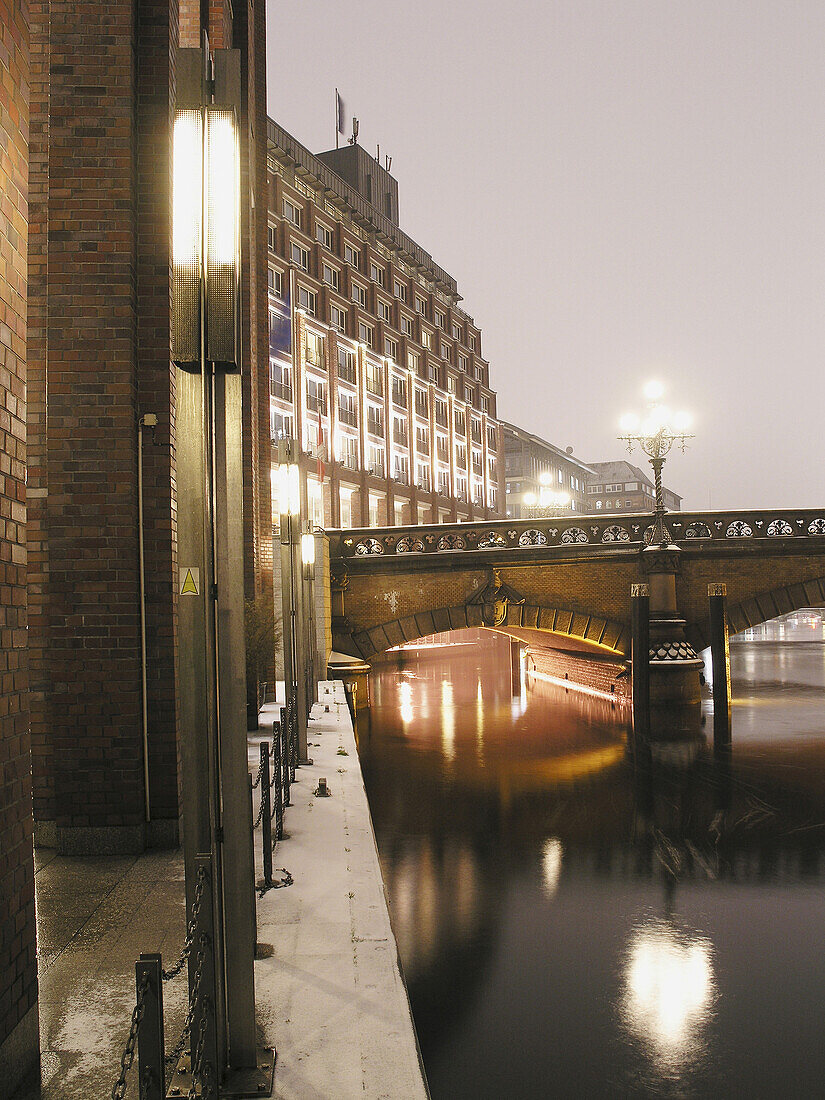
[349,601,630,661]
[687,575,825,651]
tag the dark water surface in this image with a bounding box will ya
[358,622,825,1099]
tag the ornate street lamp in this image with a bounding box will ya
[523,472,571,519]
[619,382,692,547]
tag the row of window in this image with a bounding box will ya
[275,197,479,351]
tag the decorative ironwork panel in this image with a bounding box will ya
[767,519,794,537]
[396,536,425,553]
[601,525,630,543]
[519,528,548,547]
[807,518,825,535]
[355,537,384,555]
[561,526,589,544]
[478,531,508,549]
[726,521,753,538]
[685,522,712,538]
[437,533,466,551]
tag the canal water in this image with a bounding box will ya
[357,618,825,1099]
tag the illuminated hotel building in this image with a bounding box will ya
[266,120,504,527]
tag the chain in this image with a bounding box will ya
[162,866,206,981]
[189,999,213,1100]
[250,754,266,790]
[166,929,208,1083]
[258,868,293,898]
[112,974,149,1100]
[252,795,266,830]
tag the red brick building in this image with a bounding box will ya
[0,3,36,1089]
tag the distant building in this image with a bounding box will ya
[267,122,504,527]
[502,422,593,518]
[585,460,682,514]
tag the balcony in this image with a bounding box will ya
[366,375,383,398]
[471,425,482,444]
[338,361,357,385]
[393,469,409,486]
[339,452,359,471]
[393,427,408,446]
[391,387,407,409]
[415,399,429,419]
[366,416,384,437]
[417,476,431,492]
[271,380,293,402]
[434,409,448,428]
[368,461,385,478]
[306,393,327,415]
[338,407,358,428]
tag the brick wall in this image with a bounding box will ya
[0,0,39,1088]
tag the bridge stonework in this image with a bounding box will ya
[327,511,825,663]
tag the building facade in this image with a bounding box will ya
[502,422,593,519]
[266,124,504,527]
[585,460,682,515]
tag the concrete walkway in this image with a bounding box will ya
[14,680,428,1099]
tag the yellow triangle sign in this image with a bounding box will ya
[180,567,199,596]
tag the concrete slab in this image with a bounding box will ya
[13,681,427,1100]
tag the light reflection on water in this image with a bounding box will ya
[359,624,825,1099]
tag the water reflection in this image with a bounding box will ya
[360,625,825,1098]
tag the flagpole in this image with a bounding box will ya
[335,87,339,149]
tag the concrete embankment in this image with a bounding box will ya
[14,680,427,1100]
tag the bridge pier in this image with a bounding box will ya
[641,546,704,743]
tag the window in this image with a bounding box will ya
[434,399,447,427]
[475,365,484,381]
[367,446,385,478]
[338,433,358,470]
[441,342,452,362]
[270,408,293,441]
[337,346,356,384]
[451,322,462,341]
[351,281,366,307]
[377,298,391,321]
[358,321,374,348]
[400,313,412,336]
[438,469,450,495]
[297,285,316,316]
[447,375,456,394]
[384,336,398,362]
[283,198,301,228]
[596,500,602,509]
[330,304,346,333]
[316,222,333,248]
[454,409,465,436]
[270,359,292,401]
[626,500,632,508]
[458,353,469,373]
[291,243,309,271]
[415,389,429,418]
[368,494,381,527]
[487,425,497,450]
[305,376,327,415]
[370,261,385,286]
[407,350,419,374]
[365,361,383,397]
[305,331,325,367]
[464,385,474,404]
[322,262,339,290]
[469,333,476,350]
[456,442,467,467]
[434,307,445,329]
[428,363,439,382]
[391,375,407,407]
[267,224,277,252]
[415,295,426,315]
[268,266,282,297]
[393,279,407,301]
[366,405,384,437]
[415,424,429,451]
[393,453,409,483]
[345,244,360,267]
[416,464,431,491]
[481,395,489,412]
[436,435,449,461]
[421,329,431,349]
[338,390,358,428]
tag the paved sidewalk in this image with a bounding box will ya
[14,680,427,1099]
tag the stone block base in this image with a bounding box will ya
[34,822,146,855]
[0,1003,39,1100]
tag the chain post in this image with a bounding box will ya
[281,709,291,808]
[289,699,297,781]
[260,743,273,887]
[191,853,217,1090]
[136,954,164,1100]
[272,722,283,840]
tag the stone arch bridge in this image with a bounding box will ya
[325,510,825,664]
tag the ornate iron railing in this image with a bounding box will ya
[328,509,825,560]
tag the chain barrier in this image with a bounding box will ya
[111,974,149,1100]
[161,865,206,982]
[250,753,265,791]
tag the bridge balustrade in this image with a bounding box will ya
[328,508,825,560]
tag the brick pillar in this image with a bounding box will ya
[28,0,184,853]
[0,0,40,1089]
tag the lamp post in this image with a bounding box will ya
[172,42,272,1093]
[277,438,310,763]
[619,381,692,548]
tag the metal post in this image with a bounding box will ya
[631,584,651,748]
[709,583,732,750]
[281,708,292,807]
[272,722,283,840]
[291,466,309,762]
[260,743,273,887]
[136,954,164,1100]
[192,853,218,1092]
[277,440,296,754]
[212,367,257,1069]
[510,640,522,696]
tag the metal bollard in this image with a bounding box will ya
[289,702,297,781]
[272,722,284,840]
[136,954,165,1100]
[260,743,273,887]
[281,711,291,808]
[191,854,218,1092]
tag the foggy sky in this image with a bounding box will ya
[266,1,825,510]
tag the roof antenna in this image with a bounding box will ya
[349,117,359,145]
[385,155,392,172]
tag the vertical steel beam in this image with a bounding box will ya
[136,954,164,1100]
[631,584,650,749]
[708,583,732,750]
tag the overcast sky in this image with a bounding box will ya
[266,1,825,510]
